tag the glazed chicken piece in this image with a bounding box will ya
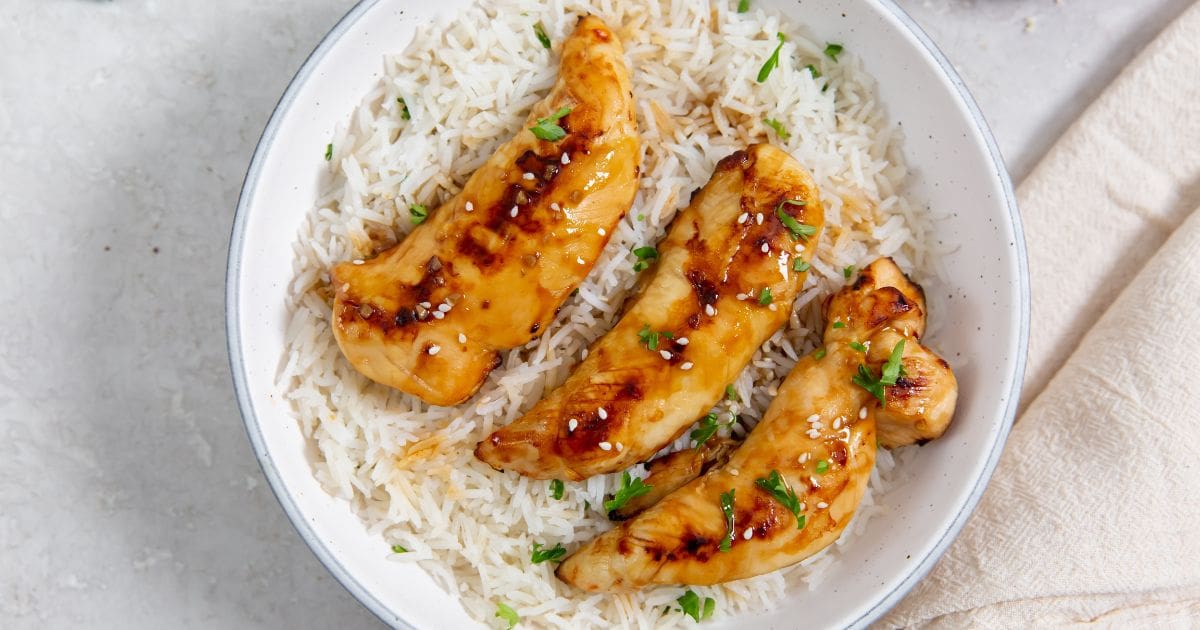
[474,144,825,479]
[557,258,957,590]
[329,16,639,406]
[610,437,739,520]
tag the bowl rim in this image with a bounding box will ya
[225,0,1030,627]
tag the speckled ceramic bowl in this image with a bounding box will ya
[227,0,1029,627]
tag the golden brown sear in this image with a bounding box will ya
[556,258,957,591]
[474,144,824,479]
[329,16,639,406]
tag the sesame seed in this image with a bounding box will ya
[616,442,624,452]
[799,452,810,464]
[432,311,445,320]
[811,421,825,430]
[598,441,612,451]
[807,429,821,439]
[550,202,560,211]
[581,349,589,359]
[438,303,451,313]
[737,212,749,224]
[427,345,441,355]
[659,350,672,360]
[794,244,804,252]
[761,243,770,253]
[352,259,364,265]
[743,528,753,540]
[568,418,578,432]
[341,283,350,292]
[729,468,739,476]
[677,337,689,345]
[465,201,474,212]
[736,293,748,300]
[598,228,606,236]
[817,501,829,509]
[768,303,778,311]
[806,414,821,424]
[705,304,716,317]
[680,362,694,370]
[833,417,843,429]
[800,501,806,511]
[523,172,535,180]
[859,406,868,419]
[510,206,518,217]
[458,333,467,344]
[598,407,608,420]
[756,213,764,225]
[420,302,432,309]
[561,153,571,165]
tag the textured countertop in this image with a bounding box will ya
[0,0,1190,627]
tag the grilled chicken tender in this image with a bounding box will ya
[610,437,738,521]
[557,258,956,590]
[329,16,639,406]
[474,144,824,479]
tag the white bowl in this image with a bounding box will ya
[226,0,1029,627]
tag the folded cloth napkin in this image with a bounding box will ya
[880,2,1200,626]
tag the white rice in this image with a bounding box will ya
[280,0,940,627]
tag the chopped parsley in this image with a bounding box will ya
[529,106,571,141]
[604,471,653,513]
[531,542,567,564]
[762,117,790,140]
[775,200,817,240]
[324,143,333,161]
[792,258,811,272]
[409,204,428,225]
[813,347,827,361]
[805,64,821,79]
[719,489,736,552]
[690,412,734,446]
[632,245,659,272]
[533,21,552,49]
[390,544,408,553]
[754,469,804,529]
[832,321,846,329]
[815,459,830,474]
[677,590,716,622]
[756,32,787,83]
[852,340,907,404]
[725,384,740,402]
[843,265,855,279]
[637,323,674,351]
[824,42,844,62]
[849,341,868,353]
[549,479,564,500]
[758,287,773,306]
[495,602,520,629]
[736,0,751,13]
[397,97,411,120]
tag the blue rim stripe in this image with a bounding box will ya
[226,1,1031,628]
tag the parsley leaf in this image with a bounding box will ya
[677,590,716,622]
[409,204,428,225]
[529,106,571,142]
[690,413,720,446]
[762,117,790,139]
[737,0,750,13]
[775,200,817,240]
[725,384,740,402]
[852,363,886,404]
[832,321,846,329]
[824,42,844,62]
[605,471,653,513]
[756,32,787,83]
[758,287,773,305]
[719,489,736,552]
[637,323,674,351]
[849,341,868,353]
[815,459,830,474]
[549,479,564,500]
[531,542,567,564]
[792,258,811,272]
[813,347,827,361]
[843,265,855,279]
[390,544,408,553]
[397,97,411,120]
[495,602,520,629]
[533,21,551,49]
[324,143,333,161]
[755,470,804,529]
[632,245,659,272]
[805,64,822,79]
[881,340,906,386]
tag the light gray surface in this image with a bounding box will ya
[0,0,1189,627]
